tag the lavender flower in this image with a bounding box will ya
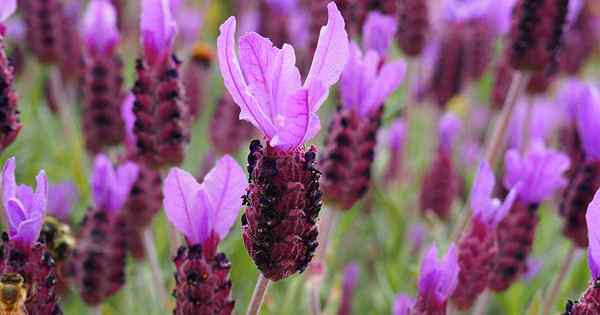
[217,2,349,281]
[362,12,397,60]
[393,294,414,315]
[337,262,359,315]
[47,182,78,222]
[67,155,139,305]
[183,43,213,122]
[507,99,563,150]
[559,1,600,75]
[0,2,20,153]
[164,156,247,314]
[383,118,407,184]
[0,157,61,314]
[396,0,429,56]
[490,141,569,291]
[412,243,459,314]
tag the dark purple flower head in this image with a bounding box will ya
[503,141,570,204]
[438,112,462,153]
[471,160,519,229]
[92,154,139,216]
[83,0,120,55]
[416,243,459,308]
[575,86,600,161]
[586,188,600,279]
[393,294,414,315]
[140,0,177,66]
[163,155,247,245]
[1,157,47,248]
[47,182,78,222]
[362,12,397,59]
[217,2,349,151]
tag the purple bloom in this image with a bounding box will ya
[575,86,600,160]
[441,0,493,23]
[508,99,563,150]
[522,258,543,282]
[362,12,397,58]
[0,0,16,23]
[4,16,24,40]
[586,188,600,279]
[91,154,139,215]
[217,2,349,150]
[83,0,120,54]
[407,223,427,255]
[1,157,48,248]
[393,294,415,315]
[120,93,136,152]
[438,112,462,152]
[567,0,584,27]
[163,155,247,245]
[140,0,177,66]
[471,160,519,228]
[340,42,406,118]
[338,262,359,315]
[415,243,459,310]
[557,79,588,123]
[387,119,407,151]
[47,182,78,222]
[503,141,570,204]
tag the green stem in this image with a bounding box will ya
[246,274,270,315]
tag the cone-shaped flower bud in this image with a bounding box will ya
[508,0,570,72]
[183,42,213,122]
[337,262,359,315]
[82,0,125,153]
[420,113,461,221]
[19,0,63,63]
[163,156,247,315]
[209,93,255,156]
[0,4,20,153]
[321,42,405,210]
[411,244,459,314]
[67,155,138,305]
[0,157,62,314]
[397,0,429,56]
[490,142,569,292]
[217,2,349,281]
[561,85,600,247]
[133,0,189,168]
[562,189,600,314]
[452,161,519,310]
[393,294,414,315]
[383,118,407,185]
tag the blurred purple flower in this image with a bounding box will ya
[83,0,120,54]
[503,141,570,204]
[1,157,48,248]
[438,112,462,152]
[575,86,600,161]
[92,154,139,216]
[393,294,414,315]
[120,93,136,154]
[557,79,588,123]
[521,258,542,282]
[140,0,177,66]
[407,223,427,255]
[217,2,349,150]
[508,99,563,150]
[338,262,359,315]
[4,16,24,40]
[414,243,459,311]
[362,12,397,58]
[383,118,407,184]
[587,188,600,279]
[163,156,247,245]
[471,160,519,229]
[47,182,78,222]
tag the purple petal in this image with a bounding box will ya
[342,262,359,292]
[217,17,277,138]
[2,157,17,211]
[418,244,439,296]
[121,93,136,150]
[304,2,349,88]
[557,79,587,122]
[108,162,139,213]
[442,0,493,22]
[360,59,406,116]
[567,0,584,27]
[0,0,16,22]
[5,198,26,236]
[48,182,78,221]
[387,119,407,151]
[91,154,116,210]
[491,183,520,227]
[141,0,177,65]
[362,12,397,57]
[8,199,43,247]
[437,244,459,300]
[470,160,495,219]
[163,167,202,242]
[200,155,247,241]
[339,43,364,113]
[586,188,600,279]
[83,0,120,54]
[194,189,214,245]
[522,258,543,282]
[418,243,459,303]
[576,86,600,160]
[269,44,302,121]
[5,16,25,41]
[31,170,48,217]
[438,112,462,151]
[393,294,414,315]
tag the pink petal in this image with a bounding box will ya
[393,294,414,315]
[217,17,276,138]
[576,87,600,160]
[362,12,397,57]
[0,0,16,22]
[108,162,139,214]
[48,182,78,221]
[340,43,363,113]
[304,2,349,88]
[91,154,116,210]
[31,170,48,217]
[269,44,302,120]
[163,167,202,242]
[587,188,600,279]
[361,59,406,116]
[194,189,214,245]
[141,0,177,65]
[200,155,247,240]
[2,157,16,211]
[83,0,120,54]
[438,113,462,151]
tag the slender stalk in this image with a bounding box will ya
[90,305,102,315]
[473,290,491,315]
[541,245,578,315]
[143,228,168,307]
[308,282,321,315]
[520,96,534,153]
[247,274,270,315]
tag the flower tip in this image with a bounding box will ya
[141,0,178,64]
[0,0,16,23]
[83,0,120,53]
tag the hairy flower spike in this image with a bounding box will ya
[0,14,20,152]
[20,0,63,63]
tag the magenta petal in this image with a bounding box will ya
[109,162,139,214]
[304,2,349,88]
[48,182,78,221]
[13,212,43,248]
[269,44,302,120]
[393,294,414,315]
[587,188,600,279]
[200,155,247,240]
[0,0,16,22]
[576,86,600,160]
[361,59,406,116]
[418,243,459,303]
[438,113,462,151]
[470,160,495,220]
[163,167,202,242]
[83,0,120,54]
[437,244,459,300]
[31,170,48,217]
[442,0,492,22]
[91,154,116,210]
[141,0,177,65]
[121,93,136,149]
[194,189,214,245]
[362,12,397,57]
[16,185,33,213]
[2,157,17,211]
[5,198,26,236]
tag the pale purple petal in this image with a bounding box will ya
[567,0,584,27]
[83,0,120,54]
[31,170,48,217]
[362,12,397,57]
[200,155,247,240]
[586,188,600,279]
[393,294,414,315]
[576,87,600,160]
[438,112,462,151]
[342,262,359,291]
[388,119,406,151]
[360,59,406,116]
[141,0,177,65]
[270,44,302,120]
[121,93,136,150]
[0,0,16,22]
[304,2,349,88]
[491,183,519,227]
[5,198,26,236]
[176,8,202,46]
[417,243,459,304]
[418,244,439,296]
[163,168,202,242]
[522,258,542,282]
[470,160,495,219]
[407,223,427,254]
[557,79,587,122]
[9,199,43,247]
[340,42,364,112]
[437,244,459,300]
[48,182,78,221]
[91,154,116,210]
[508,99,563,150]
[16,185,33,212]
[5,17,25,40]
[2,157,16,211]
[485,0,517,34]
[108,162,139,213]
[442,0,493,22]
[217,17,277,138]
[193,189,214,245]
